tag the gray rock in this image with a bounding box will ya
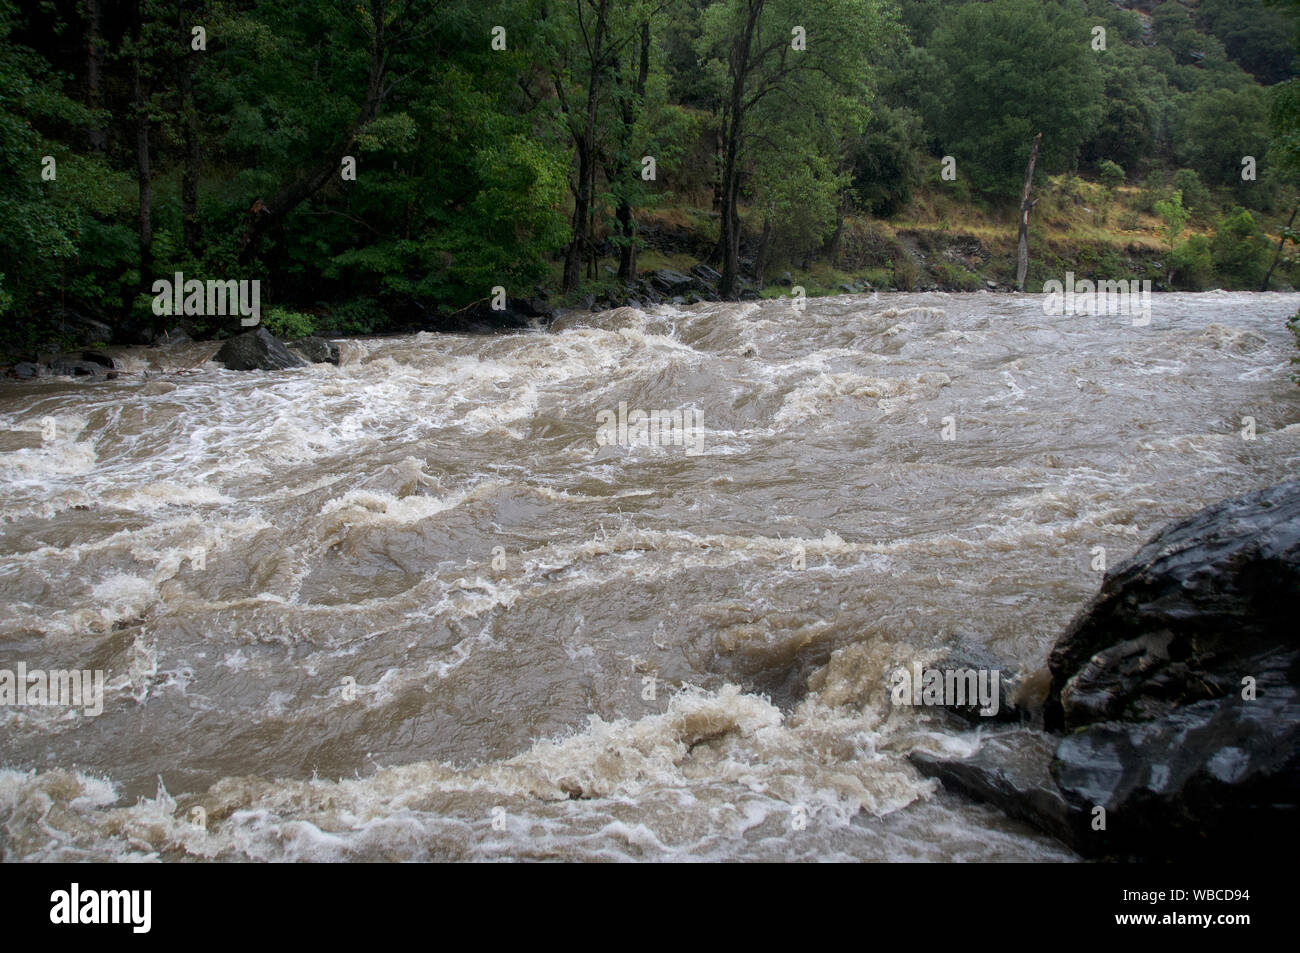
[649,269,694,295]
[215,328,306,371]
[910,730,1073,845]
[689,263,722,284]
[11,362,43,379]
[915,480,1300,861]
[289,336,340,365]
[1047,479,1300,731]
[48,356,113,378]
[154,326,192,346]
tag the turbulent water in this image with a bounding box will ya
[1,291,1298,862]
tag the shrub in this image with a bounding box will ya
[1171,169,1213,220]
[1098,160,1126,189]
[261,306,316,339]
[1210,207,1269,289]
[933,261,982,291]
[1172,234,1214,289]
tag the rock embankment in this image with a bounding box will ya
[912,480,1300,860]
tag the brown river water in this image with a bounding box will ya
[1,291,1298,861]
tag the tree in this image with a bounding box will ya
[929,0,1103,198]
[696,0,889,297]
[1176,86,1269,187]
[1154,190,1190,284]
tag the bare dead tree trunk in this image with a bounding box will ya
[1016,132,1042,293]
[1262,202,1298,291]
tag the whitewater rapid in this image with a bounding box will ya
[1,291,1297,861]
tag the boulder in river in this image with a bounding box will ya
[288,336,340,365]
[48,352,116,378]
[913,479,1300,860]
[215,327,306,371]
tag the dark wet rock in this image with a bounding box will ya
[1051,686,1300,859]
[214,327,306,371]
[689,263,722,284]
[78,350,115,370]
[910,731,1073,845]
[916,480,1300,860]
[649,269,695,295]
[47,308,114,348]
[930,642,1028,726]
[289,336,340,365]
[438,298,545,333]
[154,326,193,346]
[511,297,553,321]
[11,362,43,379]
[111,317,153,346]
[49,355,114,378]
[1046,479,1300,731]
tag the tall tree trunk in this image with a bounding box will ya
[753,214,772,286]
[563,0,609,294]
[85,0,106,153]
[178,1,200,254]
[1262,202,1298,291]
[718,1,761,299]
[1016,132,1042,292]
[132,1,153,300]
[239,0,391,262]
[616,21,650,282]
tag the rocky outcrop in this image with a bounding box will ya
[913,480,1300,860]
[649,269,696,296]
[214,328,306,371]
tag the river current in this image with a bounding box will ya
[2,291,1297,861]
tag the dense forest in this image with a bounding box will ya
[2,0,1300,359]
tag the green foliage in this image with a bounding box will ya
[1098,160,1126,189]
[933,261,981,291]
[1199,0,1298,84]
[260,306,316,340]
[928,0,1104,197]
[1171,169,1214,219]
[1154,191,1191,257]
[850,105,925,217]
[1176,86,1269,187]
[1172,234,1214,288]
[1210,206,1270,287]
[322,298,386,336]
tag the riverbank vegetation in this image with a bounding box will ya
[3,0,1300,362]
